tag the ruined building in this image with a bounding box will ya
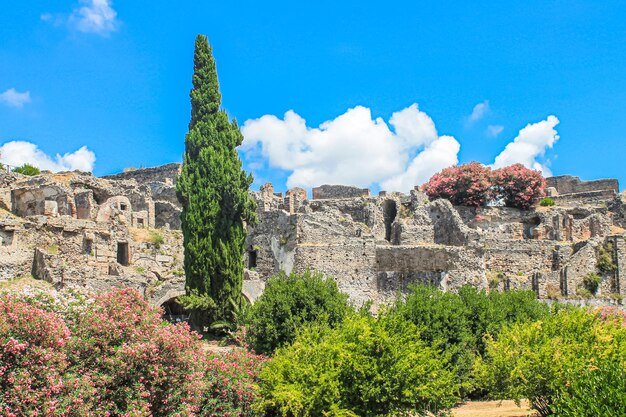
[1,164,625,308]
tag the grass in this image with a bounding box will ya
[0,275,53,291]
[46,244,59,255]
[129,227,165,248]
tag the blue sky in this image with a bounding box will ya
[1,1,625,192]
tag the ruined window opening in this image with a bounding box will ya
[0,230,14,246]
[117,242,130,266]
[83,238,93,255]
[248,249,258,269]
[137,218,144,227]
[120,203,128,211]
[383,200,397,242]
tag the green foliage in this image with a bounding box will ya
[582,272,601,294]
[597,242,617,274]
[246,271,351,355]
[176,35,257,329]
[257,313,460,417]
[551,356,626,416]
[135,266,146,274]
[477,307,626,417]
[148,230,164,248]
[13,163,41,176]
[488,271,504,289]
[394,285,548,396]
[539,197,555,206]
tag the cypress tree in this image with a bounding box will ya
[176,35,257,329]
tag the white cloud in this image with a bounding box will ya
[492,115,560,175]
[467,100,490,124]
[43,0,119,36]
[241,104,461,192]
[486,124,504,137]
[380,136,460,192]
[70,0,118,35]
[0,141,96,172]
[0,89,31,109]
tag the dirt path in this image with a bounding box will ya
[452,400,535,417]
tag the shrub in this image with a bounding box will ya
[13,163,41,176]
[597,242,617,274]
[422,162,493,207]
[477,307,626,417]
[393,285,548,397]
[492,164,546,209]
[0,287,267,416]
[246,271,351,355]
[582,272,601,294]
[550,356,626,417]
[539,197,555,206]
[257,313,460,417]
[149,229,165,248]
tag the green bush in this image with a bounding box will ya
[393,285,548,395]
[582,272,601,294]
[394,285,475,392]
[597,242,617,274]
[257,313,460,417]
[13,163,41,176]
[539,197,555,206]
[245,271,351,355]
[476,307,626,417]
[550,356,626,417]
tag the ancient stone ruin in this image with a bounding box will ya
[1,164,625,309]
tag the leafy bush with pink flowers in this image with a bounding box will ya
[492,164,546,209]
[0,287,266,417]
[422,162,493,207]
[423,162,546,209]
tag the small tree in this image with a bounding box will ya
[422,162,492,207]
[492,164,546,209]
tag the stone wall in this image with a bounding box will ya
[312,184,370,200]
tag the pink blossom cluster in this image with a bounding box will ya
[595,306,626,327]
[422,162,493,207]
[491,164,546,210]
[423,162,546,209]
[0,288,266,416]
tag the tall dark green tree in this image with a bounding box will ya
[176,35,257,329]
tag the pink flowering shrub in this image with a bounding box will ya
[596,306,626,327]
[200,350,266,417]
[492,164,546,209]
[0,288,266,416]
[423,162,546,209]
[422,162,492,207]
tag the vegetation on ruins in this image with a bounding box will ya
[539,197,555,206]
[176,35,257,329]
[423,162,546,209]
[582,272,602,294]
[492,163,547,209]
[245,271,351,355]
[422,162,493,207]
[597,241,617,274]
[13,163,41,176]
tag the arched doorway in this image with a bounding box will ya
[161,297,190,324]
